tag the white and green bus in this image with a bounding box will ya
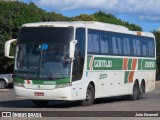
[5,21,156,106]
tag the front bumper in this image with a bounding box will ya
[14,86,72,100]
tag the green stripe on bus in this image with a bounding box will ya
[124,71,130,84]
[128,59,132,70]
[14,77,25,84]
[138,59,143,70]
[14,77,70,85]
[141,59,156,70]
[87,56,156,71]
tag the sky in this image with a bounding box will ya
[20,0,160,32]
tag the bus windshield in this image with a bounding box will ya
[14,27,74,80]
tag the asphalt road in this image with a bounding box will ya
[0,81,160,120]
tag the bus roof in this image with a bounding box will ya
[22,21,155,38]
[22,21,129,30]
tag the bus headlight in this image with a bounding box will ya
[14,82,24,87]
[55,83,71,89]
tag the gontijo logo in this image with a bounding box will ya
[94,60,112,68]
[89,56,113,70]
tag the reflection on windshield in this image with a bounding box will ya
[14,43,70,79]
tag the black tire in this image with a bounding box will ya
[0,80,7,89]
[138,81,145,99]
[80,84,95,106]
[129,82,139,101]
[32,100,49,107]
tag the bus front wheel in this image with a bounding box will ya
[32,100,49,107]
[80,84,95,106]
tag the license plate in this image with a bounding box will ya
[34,92,44,96]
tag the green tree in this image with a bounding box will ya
[93,11,142,31]
[153,31,160,79]
[72,14,96,21]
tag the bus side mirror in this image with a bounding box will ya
[4,39,17,59]
[70,40,77,59]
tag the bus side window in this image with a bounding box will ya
[100,33,110,54]
[142,39,149,57]
[123,38,131,55]
[112,36,123,55]
[148,39,155,57]
[133,39,141,56]
[88,30,100,54]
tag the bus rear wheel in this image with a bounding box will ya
[32,100,49,107]
[138,81,145,99]
[80,84,95,106]
[129,82,139,101]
